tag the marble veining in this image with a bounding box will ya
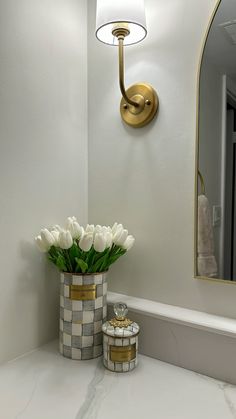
[15,374,39,419]
[75,362,108,419]
[195,372,236,418]
[220,384,236,418]
[1,341,236,418]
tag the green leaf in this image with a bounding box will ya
[56,255,67,272]
[91,255,107,273]
[105,252,126,270]
[68,244,80,271]
[69,243,80,260]
[86,248,95,267]
[100,250,111,272]
[47,254,56,264]
[75,258,88,274]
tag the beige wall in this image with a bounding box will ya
[0,0,88,362]
[88,0,236,318]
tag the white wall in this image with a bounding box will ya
[88,0,236,319]
[0,0,88,363]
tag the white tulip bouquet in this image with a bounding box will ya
[35,217,135,274]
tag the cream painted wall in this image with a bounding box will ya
[0,0,87,362]
[88,0,236,319]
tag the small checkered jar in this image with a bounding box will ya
[59,272,107,360]
[102,302,140,372]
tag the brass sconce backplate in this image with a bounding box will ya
[120,83,159,128]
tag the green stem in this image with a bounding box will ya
[64,250,73,272]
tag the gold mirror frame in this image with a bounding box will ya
[194,0,236,285]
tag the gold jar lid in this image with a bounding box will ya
[102,302,140,338]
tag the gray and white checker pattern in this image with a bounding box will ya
[59,272,107,360]
[103,334,138,372]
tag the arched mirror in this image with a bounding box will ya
[195,0,236,282]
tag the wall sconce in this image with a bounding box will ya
[96,0,158,128]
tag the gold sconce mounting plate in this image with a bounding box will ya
[120,83,158,128]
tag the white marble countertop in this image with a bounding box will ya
[1,341,236,419]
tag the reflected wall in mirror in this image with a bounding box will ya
[196,0,236,282]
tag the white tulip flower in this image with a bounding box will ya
[40,229,55,248]
[113,229,128,246]
[35,235,49,252]
[94,225,102,234]
[85,224,95,234]
[123,235,135,251]
[112,223,124,236]
[52,224,63,233]
[66,216,77,226]
[111,222,118,234]
[58,230,73,250]
[79,233,93,252]
[66,217,84,239]
[102,226,112,235]
[51,230,60,247]
[105,231,113,248]
[94,233,106,253]
[35,219,135,273]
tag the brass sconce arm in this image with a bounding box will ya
[111,25,159,128]
[96,2,158,128]
[118,38,139,108]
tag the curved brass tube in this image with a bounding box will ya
[118,38,139,107]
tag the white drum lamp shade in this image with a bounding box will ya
[96,0,147,46]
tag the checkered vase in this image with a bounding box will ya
[59,272,107,360]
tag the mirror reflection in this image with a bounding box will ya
[197,0,236,281]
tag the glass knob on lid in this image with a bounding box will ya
[114,302,128,320]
